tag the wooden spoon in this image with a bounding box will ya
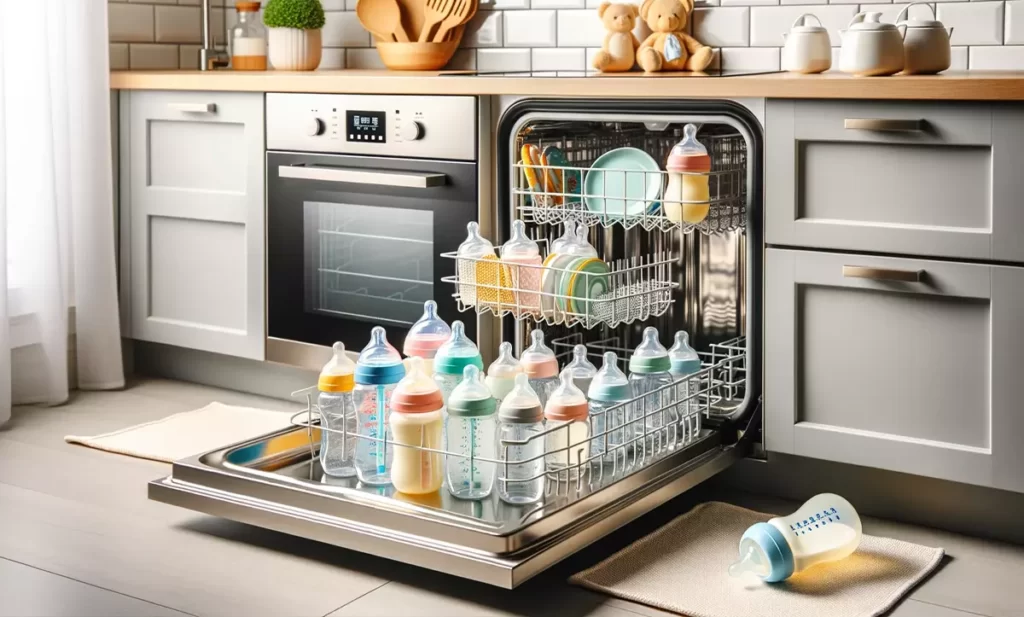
[357,0,410,43]
[419,0,455,43]
[434,0,476,42]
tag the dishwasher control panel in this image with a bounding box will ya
[266,93,477,162]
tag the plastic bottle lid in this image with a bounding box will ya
[447,365,497,418]
[456,221,495,259]
[544,371,589,422]
[729,522,795,583]
[498,373,544,423]
[404,300,451,359]
[485,342,523,401]
[520,330,558,378]
[390,357,444,414]
[354,326,406,385]
[433,320,484,375]
[669,330,702,376]
[588,351,634,401]
[501,220,541,259]
[318,341,355,393]
[667,124,711,173]
[629,327,671,374]
[550,220,578,255]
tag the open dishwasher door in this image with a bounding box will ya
[149,98,763,589]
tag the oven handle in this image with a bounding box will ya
[278,164,447,189]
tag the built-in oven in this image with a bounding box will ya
[265,94,486,369]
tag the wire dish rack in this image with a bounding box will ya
[514,128,747,234]
[289,336,747,497]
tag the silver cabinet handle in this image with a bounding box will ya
[844,118,926,132]
[278,165,446,188]
[843,265,924,282]
[168,102,217,114]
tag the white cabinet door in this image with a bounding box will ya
[125,91,265,360]
[765,248,1024,493]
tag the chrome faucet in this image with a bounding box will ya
[200,0,229,70]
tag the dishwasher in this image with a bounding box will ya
[149,98,763,589]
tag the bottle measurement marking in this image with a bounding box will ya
[790,506,840,536]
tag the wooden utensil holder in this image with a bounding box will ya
[375,29,464,70]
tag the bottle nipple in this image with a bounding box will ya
[629,327,671,374]
[669,330,701,375]
[501,220,540,258]
[404,300,451,359]
[318,342,355,392]
[498,373,543,423]
[355,327,405,385]
[568,223,598,257]
[544,370,589,422]
[668,124,711,172]
[551,219,577,255]
[563,344,597,388]
[488,342,522,378]
[728,545,771,579]
[457,221,494,257]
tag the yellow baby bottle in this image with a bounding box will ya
[663,124,711,225]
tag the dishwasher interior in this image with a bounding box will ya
[149,99,763,589]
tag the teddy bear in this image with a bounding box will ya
[636,0,714,72]
[592,2,641,73]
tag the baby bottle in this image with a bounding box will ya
[354,327,406,486]
[520,329,560,407]
[730,493,862,582]
[403,300,451,375]
[544,371,591,476]
[485,342,523,407]
[663,124,711,225]
[318,342,357,478]
[669,330,702,444]
[567,224,599,258]
[588,352,634,464]
[550,219,578,255]
[433,320,484,405]
[457,222,512,309]
[629,327,676,458]
[497,373,546,504]
[445,365,498,500]
[389,357,444,495]
[501,220,543,314]
[563,344,598,394]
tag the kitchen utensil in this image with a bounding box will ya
[375,39,462,70]
[434,0,476,43]
[781,14,832,74]
[896,2,952,75]
[839,12,905,76]
[521,143,553,207]
[584,148,662,219]
[358,0,411,43]
[567,258,610,315]
[543,145,582,205]
[420,0,455,43]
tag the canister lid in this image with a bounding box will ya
[896,2,943,27]
[789,13,826,33]
[847,12,900,32]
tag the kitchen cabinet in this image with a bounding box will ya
[766,100,1024,263]
[121,91,265,360]
[765,248,1024,493]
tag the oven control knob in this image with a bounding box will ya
[401,121,424,141]
[307,117,325,137]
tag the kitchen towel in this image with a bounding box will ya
[65,402,293,463]
[571,501,944,617]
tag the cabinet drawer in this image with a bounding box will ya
[765,248,1024,492]
[766,100,1024,262]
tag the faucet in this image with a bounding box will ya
[200,0,229,70]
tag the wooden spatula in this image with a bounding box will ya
[418,0,455,43]
[434,0,476,42]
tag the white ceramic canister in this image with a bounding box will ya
[896,2,953,75]
[782,14,832,74]
[839,12,906,77]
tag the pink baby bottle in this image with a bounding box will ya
[403,300,451,375]
[501,220,543,315]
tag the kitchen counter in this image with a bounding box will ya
[108,69,1024,100]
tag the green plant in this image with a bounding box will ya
[263,0,326,29]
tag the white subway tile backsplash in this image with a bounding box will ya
[750,5,855,46]
[585,46,603,68]
[477,47,533,69]
[938,1,1004,45]
[721,0,779,7]
[320,48,347,69]
[321,0,347,9]
[131,0,176,4]
[692,7,750,46]
[110,44,130,70]
[532,47,586,69]
[109,3,155,43]
[857,4,921,23]
[781,0,824,5]
[482,0,532,9]
[721,46,780,68]
[346,48,387,69]
[447,48,479,69]
[970,44,1024,67]
[464,11,505,47]
[155,5,201,43]
[533,0,585,8]
[504,10,557,46]
[179,44,200,69]
[323,11,371,47]
[950,45,969,68]
[1009,1,1024,43]
[129,43,180,69]
[556,9,606,46]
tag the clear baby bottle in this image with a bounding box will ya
[588,352,634,465]
[520,329,560,408]
[457,222,512,309]
[318,342,357,478]
[445,366,498,500]
[485,342,523,407]
[566,223,599,258]
[497,373,545,504]
[730,493,862,583]
[549,219,578,255]
[663,124,711,225]
[403,300,450,376]
[354,326,406,486]
[544,371,591,478]
[563,344,598,395]
[389,357,444,495]
[501,220,543,314]
[433,320,484,406]
[669,330,702,445]
[628,327,676,458]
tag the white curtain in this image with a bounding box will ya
[0,0,124,426]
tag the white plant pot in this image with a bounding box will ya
[268,27,322,71]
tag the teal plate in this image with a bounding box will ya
[567,258,611,316]
[584,148,662,219]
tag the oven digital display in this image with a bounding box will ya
[346,110,386,143]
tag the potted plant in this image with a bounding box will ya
[263,0,325,71]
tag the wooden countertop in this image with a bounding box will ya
[109,69,1024,100]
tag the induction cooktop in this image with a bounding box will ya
[449,68,781,77]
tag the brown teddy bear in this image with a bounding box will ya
[637,0,714,72]
[592,2,641,72]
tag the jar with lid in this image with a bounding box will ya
[230,2,267,71]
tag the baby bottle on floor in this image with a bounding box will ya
[485,342,523,407]
[354,327,406,486]
[664,124,711,225]
[588,352,634,464]
[445,365,498,500]
[318,342,357,478]
[433,320,484,406]
[497,373,546,504]
[389,357,444,495]
[628,327,676,458]
[403,300,451,376]
[669,330,702,444]
[520,329,560,407]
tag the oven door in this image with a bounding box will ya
[267,151,477,367]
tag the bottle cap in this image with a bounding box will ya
[355,327,406,385]
[588,352,633,401]
[447,365,497,418]
[520,330,558,378]
[318,342,355,393]
[484,342,523,401]
[390,357,444,414]
[562,344,597,391]
[667,124,711,173]
[550,219,578,255]
[544,371,589,422]
[729,522,795,583]
[456,221,495,259]
[403,300,451,359]
[433,320,484,375]
[629,327,671,374]
[500,220,541,259]
[669,330,702,376]
[498,373,544,423]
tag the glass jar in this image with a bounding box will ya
[230,1,267,71]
